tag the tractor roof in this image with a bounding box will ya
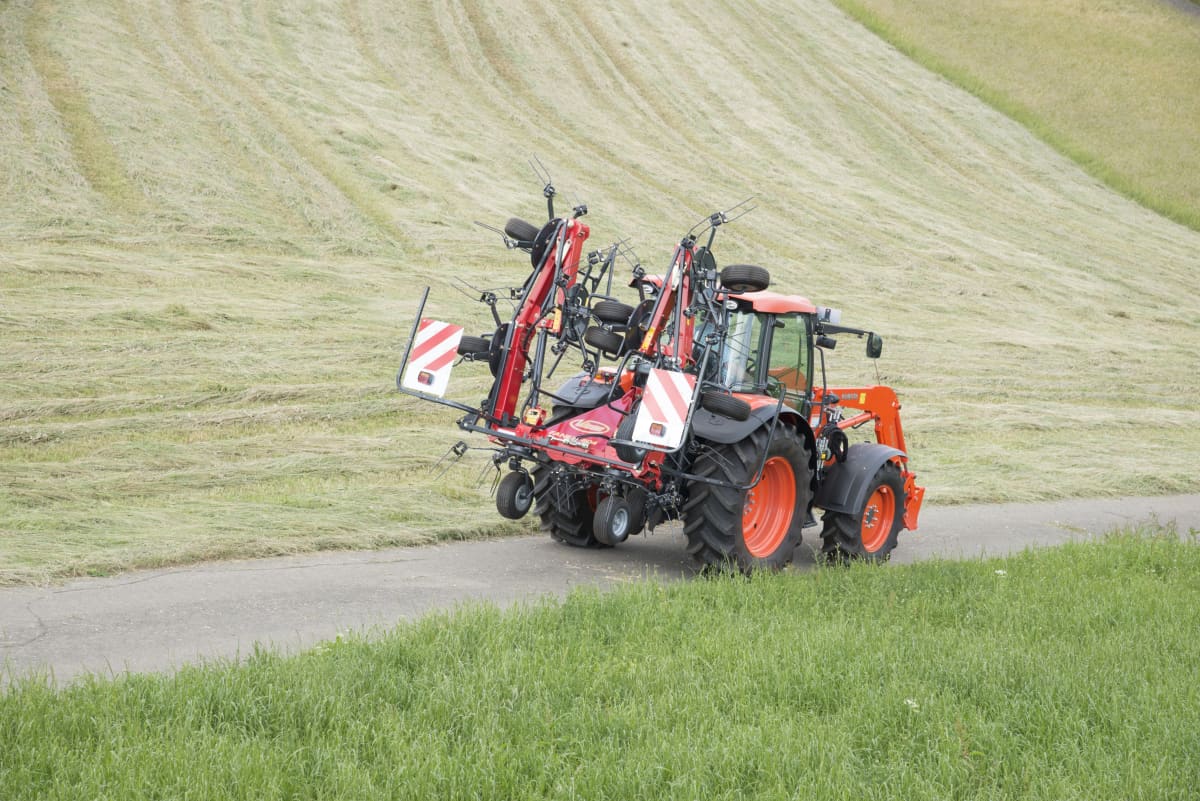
[732,289,817,315]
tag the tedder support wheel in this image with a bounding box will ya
[592,300,635,324]
[682,425,811,571]
[820,461,906,563]
[504,217,540,244]
[496,471,534,520]
[699,390,752,422]
[457,334,490,357]
[584,326,624,356]
[719,264,770,293]
[532,464,603,548]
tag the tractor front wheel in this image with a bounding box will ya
[683,425,811,571]
[820,462,905,563]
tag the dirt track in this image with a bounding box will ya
[3,494,1198,686]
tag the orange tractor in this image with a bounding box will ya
[398,191,923,571]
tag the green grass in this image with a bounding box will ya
[1,0,1199,583]
[3,530,1198,799]
[830,0,1200,231]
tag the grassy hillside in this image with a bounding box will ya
[831,0,1200,231]
[2,0,1199,582]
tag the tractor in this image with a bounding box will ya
[397,188,923,571]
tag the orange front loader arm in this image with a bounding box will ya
[815,385,925,530]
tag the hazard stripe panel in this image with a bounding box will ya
[401,319,464,397]
[631,369,697,450]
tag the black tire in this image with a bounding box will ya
[532,464,602,548]
[720,264,770,293]
[612,411,646,464]
[820,461,905,564]
[584,326,624,356]
[594,495,634,546]
[488,323,510,377]
[457,334,490,357]
[683,425,811,572]
[700,390,752,422]
[504,217,540,243]
[623,298,655,353]
[496,471,534,520]
[592,300,635,324]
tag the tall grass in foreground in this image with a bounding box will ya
[3,530,1198,799]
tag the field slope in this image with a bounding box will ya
[1,0,1199,582]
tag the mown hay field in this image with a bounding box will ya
[2,0,1198,582]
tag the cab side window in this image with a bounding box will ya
[767,314,812,408]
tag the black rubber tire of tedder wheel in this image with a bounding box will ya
[820,461,906,564]
[457,334,490,356]
[584,326,625,356]
[682,425,811,572]
[592,300,635,324]
[532,464,602,548]
[495,471,534,520]
[719,264,770,293]
[612,411,646,464]
[504,217,540,244]
[700,390,752,421]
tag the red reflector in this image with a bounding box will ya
[650,422,666,437]
[418,370,435,386]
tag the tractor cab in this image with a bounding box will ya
[713,292,819,414]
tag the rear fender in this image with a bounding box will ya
[692,404,816,478]
[691,403,802,445]
[813,443,905,518]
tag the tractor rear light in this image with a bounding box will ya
[417,370,435,386]
[649,422,666,438]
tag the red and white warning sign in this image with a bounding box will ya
[401,319,464,397]
[632,369,697,450]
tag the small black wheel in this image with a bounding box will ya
[612,411,646,464]
[496,471,534,520]
[584,326,624,356]
[488,323,510,377]
[504,217,540,243]
[594,495,634,546]
[700,391,752,421]
[720,264,770,293]
[592,300,635,324]
[457,334,490,357]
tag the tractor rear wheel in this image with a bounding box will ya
[683,425,811,571]
[820,462,905,563]
[532,465,602,548]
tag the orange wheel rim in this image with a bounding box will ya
[742,456,796,558]
[861,485,896,552]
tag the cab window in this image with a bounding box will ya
[766,314,812,407]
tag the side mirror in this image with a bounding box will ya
[866,333,883,359]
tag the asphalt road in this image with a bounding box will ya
[3,494,1198,686]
